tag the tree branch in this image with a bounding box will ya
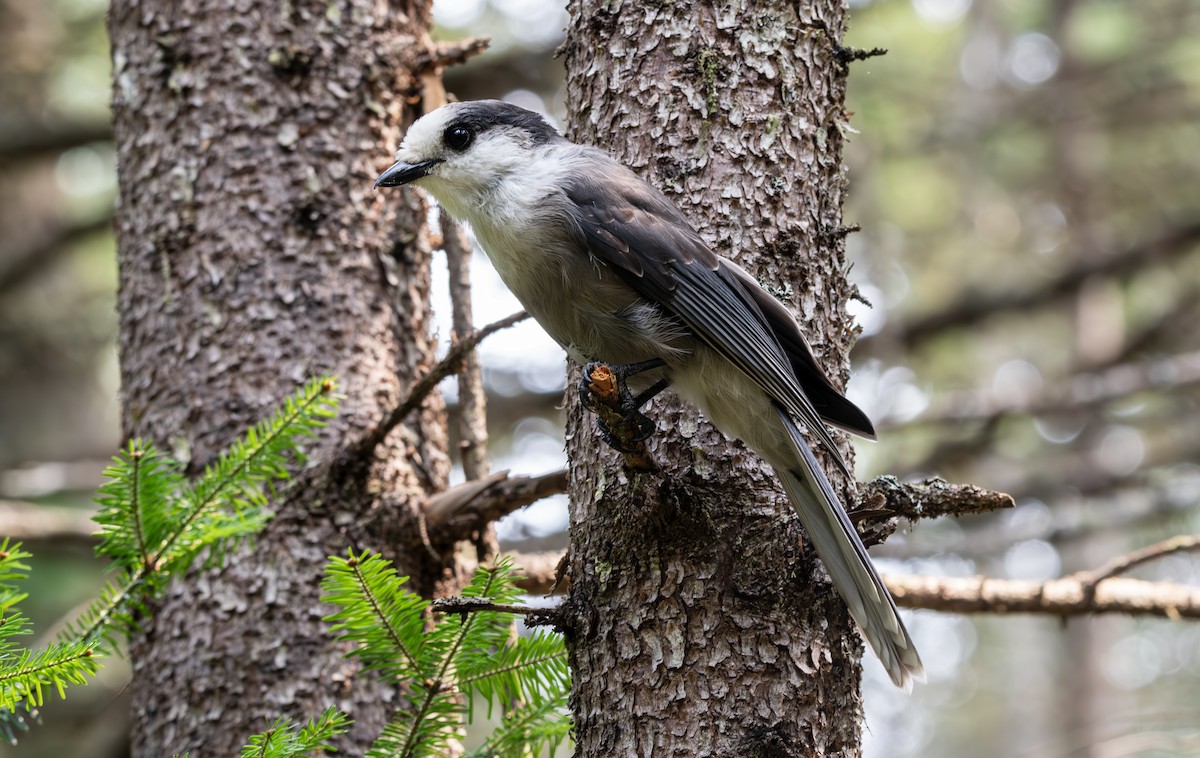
[1083,534,1200,588]
[855,476,1015,546]
[430,596,563,628]
[418,37,491,70]
[442,217,490,482]
[886,574,1200,620]
[356,310,529,456]
[510,550,1200,620]
[892,349,1200,428]
[424,469,569,543]
[857,476,1016,522]
[579,363,657,471]
[431,597,546,616]
[0,214,113,297]
[0,500,97,548]
[0,120,113,161]
[860,221,1200,354]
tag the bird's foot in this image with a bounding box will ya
[580,360,668,464]
[593,413,656,454]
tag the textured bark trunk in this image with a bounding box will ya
[108,1,458,754]
[561,2,867,755]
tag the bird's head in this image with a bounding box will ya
[374,100,562,217]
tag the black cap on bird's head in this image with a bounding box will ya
[374,100,561,190]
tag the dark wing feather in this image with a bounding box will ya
[566,164,872,470]
[720,259,876,439]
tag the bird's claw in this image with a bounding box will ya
[593,411,656,454]
[580,360,664,455]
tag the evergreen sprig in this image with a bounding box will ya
[321,550,428,684]
[0,541,103,712]
[0,378,339,717]
[465,690,572,758]
[320,552,571,758]
[0,374,573,757]
[240,706,352,757]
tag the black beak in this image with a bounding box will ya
[374,159,441,188]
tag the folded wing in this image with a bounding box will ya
[565,164,874,473]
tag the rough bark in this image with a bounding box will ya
[561,2,868,755]
[108,1,458,754]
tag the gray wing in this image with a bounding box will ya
[565,163,873,471]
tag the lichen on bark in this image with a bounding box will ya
[561,1,869,755]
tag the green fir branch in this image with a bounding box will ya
[321,550,429,682]
[0,379,339,722]
[465,691,572,758]
[436,557,544,722]
[93,441,184,571]
[0,640,100,710]
[0,540,32,615]
[457,630,569,719]
[387,559,510,757]
[73,377,339,646]
[324,551,572,757]
[155,377,339,572]
[367,679,463,758]
[0,542,106,713]
[240,707,352,757]
[62,569,152,650]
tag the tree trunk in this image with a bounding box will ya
[561,2,868,755]
[108,1,458,754]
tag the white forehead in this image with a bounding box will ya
[395,105,462,160]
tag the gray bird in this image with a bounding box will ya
[375,100,924,690]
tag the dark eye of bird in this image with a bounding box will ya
[444,125,473,151]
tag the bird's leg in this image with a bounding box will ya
[631,377,671,410]
[580,359,669,455]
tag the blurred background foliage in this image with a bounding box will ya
[2,0,1198,755]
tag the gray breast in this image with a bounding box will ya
[472,221,691,365]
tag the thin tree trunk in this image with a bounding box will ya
[108,1,458,753]
[561,1,868,755]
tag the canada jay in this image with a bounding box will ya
[375,100,924,690]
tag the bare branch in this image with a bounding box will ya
[432,597,548,616]
[419,37,491,70]
[835,45,887,65]
[579,363,656,471]
[443,217,490,482]
[425,469,569,542]
[860,221,1200,354]
[430,596,563,628]
[509,547,1200,620]
[0,214,113,296]
[894,349,1200,428]
[356,310,529,456]
[1084,533,1200,588]
[886,574,1200,620]
[0,120,113,161]
[0,500,97,547]
[856,476,1015,545]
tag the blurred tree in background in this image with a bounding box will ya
[1,0,1199,756]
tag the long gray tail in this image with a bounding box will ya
[773,404,925,690]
